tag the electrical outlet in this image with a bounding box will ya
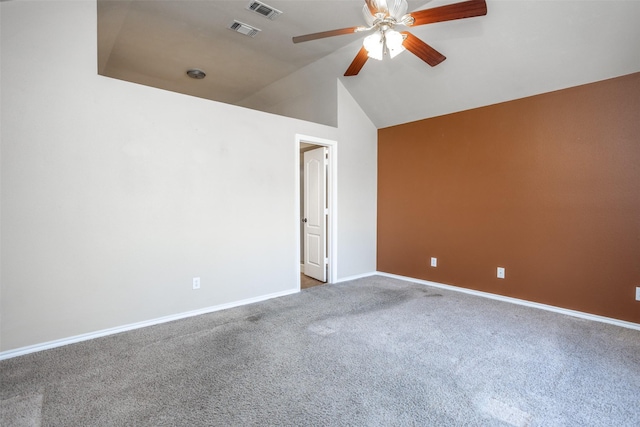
[193,277,201,290]
[497,267,505,279]
[636,287,640,301]
[430,257,437,267]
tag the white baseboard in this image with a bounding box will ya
[377,272,640,331]
[335,271,378,284]
[5,273,636,361]
[0,288,299,361]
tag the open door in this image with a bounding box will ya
[303,147,327,282]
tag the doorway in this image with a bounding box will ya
[296,134,337,290]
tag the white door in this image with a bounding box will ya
[303,147,327,282]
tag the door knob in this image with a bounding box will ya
[302,218,307,223]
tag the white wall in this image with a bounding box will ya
[336,82,378,278]
[241,50,380,279]
[1,0,352,352]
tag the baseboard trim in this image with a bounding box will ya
[0,288,299,361]
[335,271,378,284]
[377,272,640,331]
[5,273,636,360]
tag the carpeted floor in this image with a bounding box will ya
[1,275,639,426]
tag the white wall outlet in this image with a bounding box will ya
[497,267,506,279]
[430,257,437,267]
[636,287,640,301]
[193,277,201,290]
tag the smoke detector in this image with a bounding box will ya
[186,69,206,79]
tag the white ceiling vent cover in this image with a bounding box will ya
[229,21,261,38]
[247,1,282,20]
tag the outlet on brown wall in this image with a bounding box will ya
[378,72,640,324]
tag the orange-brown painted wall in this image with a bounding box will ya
[378,72,640,324]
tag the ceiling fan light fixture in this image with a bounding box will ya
[293,0,487,76]
[386,0,408,20]
[363,29,405,60]
[363,32,384,60]
[385,29,405,58]
[363,0,408,22]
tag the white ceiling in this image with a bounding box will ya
[98,0,640,129]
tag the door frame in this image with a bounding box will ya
[295,134,337,286]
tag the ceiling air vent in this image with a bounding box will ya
[229,20,261,38]
[247,1,282,20]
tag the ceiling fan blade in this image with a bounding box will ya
[344,47,369,76]
[408,0,487,26]
[293,27,362,44]
[402,32,446,67]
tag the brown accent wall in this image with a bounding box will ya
[378,72,640,324]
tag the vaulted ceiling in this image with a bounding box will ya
[98,0,640,128]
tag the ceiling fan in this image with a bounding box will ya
[292,0,487,76]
